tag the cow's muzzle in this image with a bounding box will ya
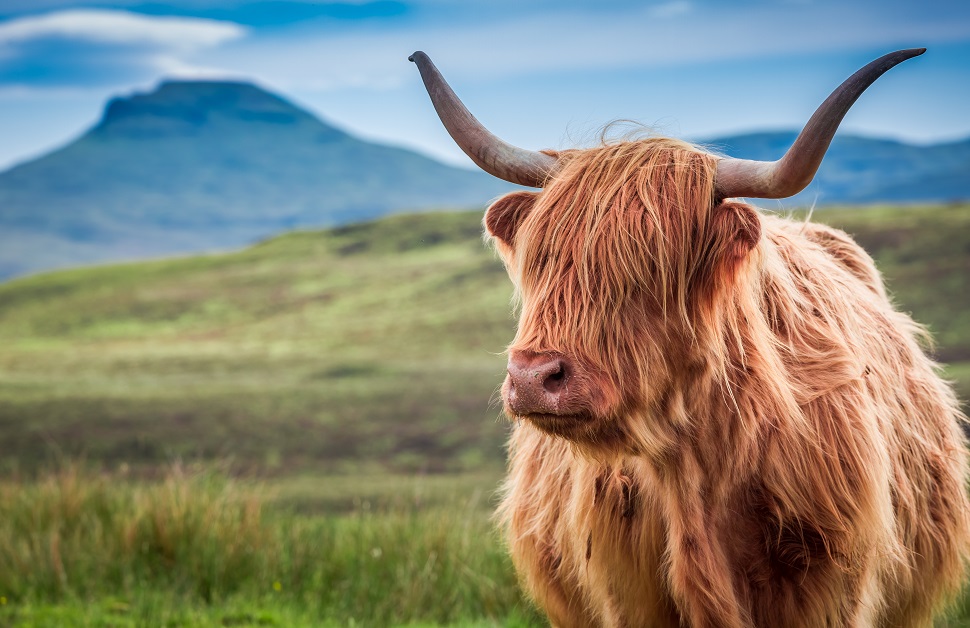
[505,350,587,419]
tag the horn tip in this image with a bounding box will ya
[899,47,926,59]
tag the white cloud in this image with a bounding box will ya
[0,9,247,51]
[148,53,251,80]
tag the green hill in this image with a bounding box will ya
[0,204,967,475]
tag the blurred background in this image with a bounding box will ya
[0,1,968,626]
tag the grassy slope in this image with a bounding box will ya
[0,212,515,474]
[0,204,968,476]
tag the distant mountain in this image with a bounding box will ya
[0,80,967,281]
[0,80,515,279]
[702,132,970,205]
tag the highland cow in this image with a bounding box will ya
[411,49,970,627]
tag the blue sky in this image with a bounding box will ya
[0,0,968,171]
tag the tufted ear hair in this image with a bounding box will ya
[695,200,762,294]
[711,200,762,264]
[484,191,539,247]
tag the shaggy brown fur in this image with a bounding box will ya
[487,138,970,627]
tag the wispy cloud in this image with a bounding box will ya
[0,9,246,49]
[0,9,247,87]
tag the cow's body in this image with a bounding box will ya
[409,49,970,627]
[498,207,968,627]
[487,141,970,627]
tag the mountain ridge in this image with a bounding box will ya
[92,80,342,140]
[0,78,967,280]
[0,79,517,279]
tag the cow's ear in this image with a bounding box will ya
[485,191,538,246]
[701,200,762,278]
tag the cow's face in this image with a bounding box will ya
[486,139,761,453]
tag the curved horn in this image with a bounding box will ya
[409,51,559,188]
[715,48,926,200]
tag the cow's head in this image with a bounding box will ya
[410,49,924,454]
[483,139,762,451]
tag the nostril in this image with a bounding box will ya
[507,352,578,414]
[543,363,567,394]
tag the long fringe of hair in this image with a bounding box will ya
[494,136,970,626]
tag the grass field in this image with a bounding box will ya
[3,466,970,627]
[0,203,968,625]
[0,465,543,627]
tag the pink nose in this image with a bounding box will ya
[506,351,573,415]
